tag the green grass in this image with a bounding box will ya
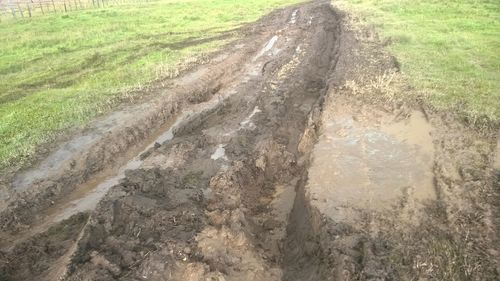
[334,0,500,125]
[0,0,302,170]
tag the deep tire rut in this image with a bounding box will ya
[1,2,342,280]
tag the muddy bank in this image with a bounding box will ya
[282,6,499,280]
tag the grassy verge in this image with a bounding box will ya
[0,0,302,171]
[333,0,500,125]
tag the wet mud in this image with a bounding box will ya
[0,1,499,280]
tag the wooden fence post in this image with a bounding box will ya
[39,0,44,15]
[63,0,67,12]
[26,3,31,17]
[16,3,24,17]
[8,0,16,18]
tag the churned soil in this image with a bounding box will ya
[0,1,498,280]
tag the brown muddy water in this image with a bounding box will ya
[308,107,436,224]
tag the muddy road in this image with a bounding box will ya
[1,1,499,280]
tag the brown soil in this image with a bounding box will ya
[0,1,498,280]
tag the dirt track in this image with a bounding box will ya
[0,1,499,280]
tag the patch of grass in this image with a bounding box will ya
[334,0,500,125]
[0,0,302,170]
[379,203,498,280]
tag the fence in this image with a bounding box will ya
[0,0,146,20]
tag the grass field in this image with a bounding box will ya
[0,0,302,170]
[334,0,500,126]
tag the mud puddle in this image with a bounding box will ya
[48,118,180,224]
[0,116,178,250]
[254,35,280,61]
[309,105,436,223]
[281,100,439,280]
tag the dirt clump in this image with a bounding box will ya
[0,213,88,280]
